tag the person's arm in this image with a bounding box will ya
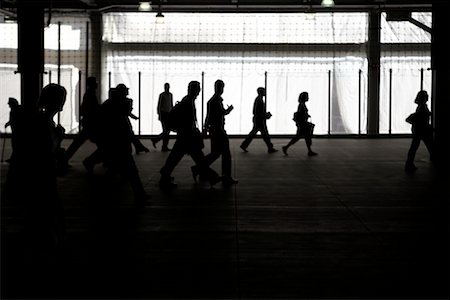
[224,103,233,115]
[157,94,163,116]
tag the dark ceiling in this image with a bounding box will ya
[1,0,439,12]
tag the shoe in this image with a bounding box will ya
[191,166,199,183]
[240,145,248,152]
[83,159,94,174]
[223,176,239,186]
[405,163,418,172]
[308,151,318,156]
[210,175,223,187]
[136,146,150,154]
[162,147,171,152]
[282,146,288,155]
[268,148,278,154]
[151,138,157,149]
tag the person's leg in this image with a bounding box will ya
[121,155,149,202]
[260,121,276,152]
[205,132,221,166]
[282,132,301,155]
[241,122,259,150]
[305,135,317,156]
[421,130,434,161]
[190,147,221,186]
[161,115,171,150]
[160,138,185,183]
[65,129,89,161]
[406,135,421,171]
[132,136,149,153]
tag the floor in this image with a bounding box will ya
[1,137,448,299]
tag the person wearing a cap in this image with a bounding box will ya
[115,83,150,154]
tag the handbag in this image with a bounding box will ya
[405,113,416,124]
[300,121,315,136]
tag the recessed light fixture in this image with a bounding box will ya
[321,0,335,7]
[139,1,152,11]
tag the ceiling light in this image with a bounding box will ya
[321,0,335,7]
[155,11,165,24]
[139,2,152,11]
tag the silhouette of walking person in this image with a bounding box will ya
[159,81,221,189]
[64,77,101,165]
[282,92,318,156]
[4,97,23,163]
[151,83,173,152]
[8,84,68,253]
[405,90,434,172]
[115,84,149,155]
[203,80,238,186]
[240,87,277,153]
[100,84,151,203]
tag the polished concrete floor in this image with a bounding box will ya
[1,137,448,299]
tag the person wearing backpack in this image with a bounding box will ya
[159,81,221,189]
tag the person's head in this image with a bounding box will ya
[115,83,129,97]
[188,81,201,98]
[415,90,428,105]
[257,87,266,97]
[299,92,309,103]
[38,84,67,116]
[8,97,19,109]
[164,83,170,92]
[86,77,98,90]
[215,80,224,95]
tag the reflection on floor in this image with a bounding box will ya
[1,138,448,299]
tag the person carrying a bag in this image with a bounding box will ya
[282,91,318,156]
[405,90,434,172]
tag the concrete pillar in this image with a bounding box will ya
[432,2,450,175]
[17,2,44,112]
[367,10,381,135]
[89,12,102,98]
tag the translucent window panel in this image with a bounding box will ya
[103,49,367,135]
[0,24,18,49]
[0,65,21,133]
[381,12,432,43]
[103,12,368,44]
[380,56,432,134]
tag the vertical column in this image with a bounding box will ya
[138,71,141,135]
[432,2,450,173]
[89,12,102,99]
[201,71,205,131]
[367,10,381,136]
[389,68,392,135]
[57,21,61,125]
[358,69,362,135]
[17,2,44,112]
[328,70,331,135]
[420,68,424,90]
[78,70,82,132]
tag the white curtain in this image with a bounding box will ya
[103,49,367,135]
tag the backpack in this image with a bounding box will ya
[166,101,184,132]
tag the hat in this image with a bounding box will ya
[116,83,129,91]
